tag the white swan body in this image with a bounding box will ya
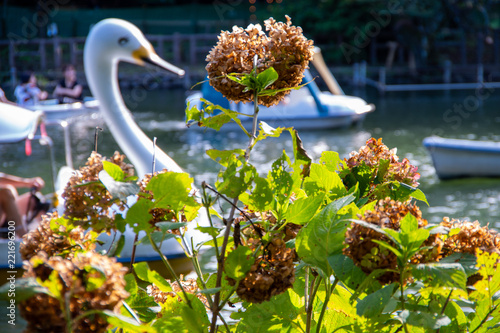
[84,18,185,178]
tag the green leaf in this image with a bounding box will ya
[328,254,367,291]
[288,129,312,177]
[285,194,325,225]
[125,198,154,233]
[296,195,355,275]
[103,309,156,332]
[376,158,390,181]
[102,160,126,181]
[0,277,49,302]
[107,234,126,257]
[439,300,468,333]
[185,102,202,123]
[439,252,478,277]
[371,239,403,258]
[410,188,429,206]
[268,151,295,208]
[156,222,188,232]
[356,283,396,317]
[400,212,418,234]
[195,226,221,238]
[319,151,344,173]
[99,169,140,201]
[256,67,279,90]
[411,263,467,289]
[133,262,172,293]
[216,159,256,198]
[186,99,250,135]
[304,163,346,198]
[232,288,302,332]
[253,122,285,145]
[471,251,500,302]
[405,311,451,330]
[124,273,138,295]
[146,171,200,215]
[157,294,210,332]
[206,149,245,167]
[138,231,177,246]
[225,246,254,280]
[239,175,273,212]
[123,291,159,323]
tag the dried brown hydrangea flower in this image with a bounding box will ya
[19,252,128,333]
[227,209,297,303]
[344,198,443,285]
[206,16,314,107]
[342,138,420,195]
[20,212,96,261]
[440,217,500,256]
[62,151,134,233]
[147,278,209,308]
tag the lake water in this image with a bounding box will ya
[2,84,500,331]
[3,85,500,227]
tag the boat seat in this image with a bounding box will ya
[0,105,44,143]
[303,70,328,115]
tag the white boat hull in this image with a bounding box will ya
[28,99,100,122]
[423,136,500,179]
[187,89,374,131]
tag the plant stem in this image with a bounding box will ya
[471,304,499,333]
[210,57,261,333]
[65,291,73,333]
[203,182,263,238]
[129,233,139,270]
[400,267,409,333]
[202,183,220,259]
[305,271,317,333]
[316,278,338,333]
[147,233,192,308]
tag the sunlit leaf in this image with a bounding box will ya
[125,198,154,233]
[206,148,245,167]
[133,262,172,293]
[102,160,125,181]
[239,175,273,212]
[296,195,355,275]
[285,194,325,225]
[319,150,345,173]
[225,246,254,280]
[256,67,279,90]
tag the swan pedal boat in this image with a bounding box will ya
[423,136,500,179]
[186,48,375,131]
[0,19,208,279]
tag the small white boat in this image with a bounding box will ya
[186,48,375,131]
[423,136,500,179]
[27,98,100,122]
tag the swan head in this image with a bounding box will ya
[85,18,185,76]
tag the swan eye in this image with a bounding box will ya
[118,37,129,46]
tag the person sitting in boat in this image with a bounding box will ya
[53,64,83,103]
[0,87,16,105]
[0,173,48,237]
[14,73,49,107]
